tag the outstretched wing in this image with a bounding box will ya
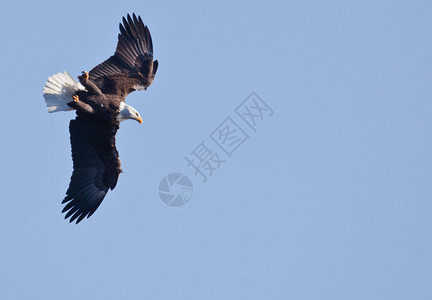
[62,116,122,224]
[89,13,158,95]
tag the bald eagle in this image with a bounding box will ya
[43,14,158,224]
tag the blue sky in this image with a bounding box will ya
[1,0,431,299]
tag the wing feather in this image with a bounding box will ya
[89,13,158,95]
[62,116,121,224]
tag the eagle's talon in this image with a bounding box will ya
[79,71,89,81]
[72,95,79,102]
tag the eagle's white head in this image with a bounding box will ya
[117,102,143,124]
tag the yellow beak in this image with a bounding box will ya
[138,117,143,124]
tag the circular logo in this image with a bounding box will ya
[158,173,193,207]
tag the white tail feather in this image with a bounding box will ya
[43,71,85,113]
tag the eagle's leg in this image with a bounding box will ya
[67,95,94,114]
[78,71,104,96]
